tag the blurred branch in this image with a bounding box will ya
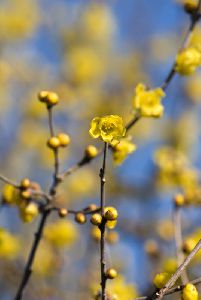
[0,174,19,188]
[153,239,201,299]
[135,276,201,300]
[173,204,188,284]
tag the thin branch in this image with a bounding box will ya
[173,205,188,284]
[14,210,50,300]
[47,107,60,196]
[155,239,201,300]
[0,174,19,188]
[134,277,201,300]
[99,142,108,300]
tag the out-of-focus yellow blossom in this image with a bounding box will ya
[112,139,137,165]
[44,220,78,248]
[64,168,97,200]
[175,47,201,75]
[154,146,189,172]
[184,185,201,205]
[18,202,39,223]
[0,0,39,40]
[162,257,177,273]
[132,83,165,118]
[185,74,201,102]
[89,115,126,146]
[91,227,101,241]
[182,283,198,300]
[0,228,20,259]
[108,276,138,300]
[93,276,137,300]
[153,272,171,289]
[68,47,104,83]
[2,184,20,205]
[157,219,174,241]
[154,146,198,190]
[81,3,116,42]
[33,241,55,276]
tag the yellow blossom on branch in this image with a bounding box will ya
[89,115,126,145]
[112,138,137,165]
[132,83,165,118]
[175,47,201,75]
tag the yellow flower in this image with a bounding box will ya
[89,115,126,145]
[112,139,137,165]
[175,47,201,75]
[153,272,171,289]
[132,83,165,118]
[44,220,78,248]
[0,228,20,259]
[182,283,198,300]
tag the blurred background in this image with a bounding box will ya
[1,0,201,299]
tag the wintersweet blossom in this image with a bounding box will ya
[132,83,165,118]
[175,47,201,75]
[89,115,126,145]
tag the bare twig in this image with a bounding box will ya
[14,209,50,300]
[173,205,188,284]
[0,174,19,188]
[155,239,201,299]
[47,107,60,196]
[99,142,108,300]
[134,276,201,300]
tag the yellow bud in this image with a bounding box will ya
[85,145,98,159]
[2,185,19,205]
[184,3,198,14]
[75,213,87,224]
[21,190,31,200]
[20,202,39,223]
[57,133,70,147]
[144,239,159,257]
[183,238,196,254]
[174,193,185,206]
[86,204,98,212]
[47,137,60,149]
[58,208,68,218]
[38,91,59,106]
[90,213,102,226]
[38,91,49,103]
[46,92,59,106]
[153,272,171,289]
[106,268,117,279]
[104,207,118,221]
[20,178,31,189]
[182,283,198,300]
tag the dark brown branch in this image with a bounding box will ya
[14,210,50,300]
[99,142,108,300]
[47,107,60,196]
